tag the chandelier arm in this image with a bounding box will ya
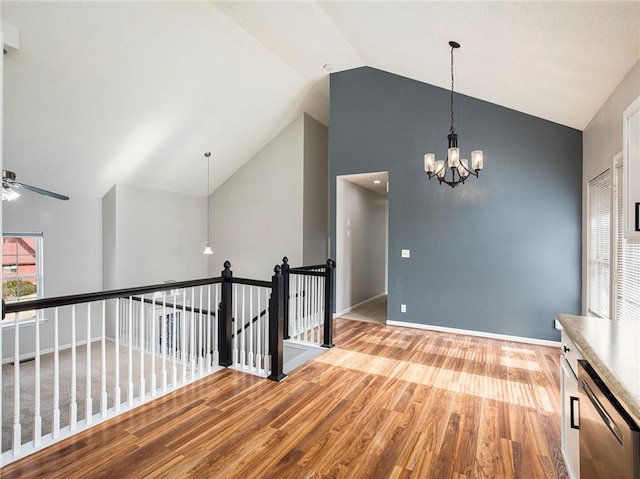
[457,162,480,178]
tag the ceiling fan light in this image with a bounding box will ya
[2,186,20,201]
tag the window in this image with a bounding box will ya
[614,156,640,323]
[587,154,640,324]
[587,171,611,318]
[2,233,43,322]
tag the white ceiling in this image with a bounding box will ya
[341,171,389,197]
[2,1,639,200]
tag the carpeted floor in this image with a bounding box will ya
[338,295,387,325]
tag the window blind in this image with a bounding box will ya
[614,162,640,323]
[587,171,611,318]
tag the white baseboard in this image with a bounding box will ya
[386,320,560,347]
[334,292,386,318]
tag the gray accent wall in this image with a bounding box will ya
[330,67,582,341]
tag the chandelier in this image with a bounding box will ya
[424,41,484,187]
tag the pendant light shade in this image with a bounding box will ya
[203,152,213,255]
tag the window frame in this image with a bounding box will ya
[2,232,45,325]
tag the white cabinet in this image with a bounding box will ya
[560,330,581,479]
[623,97,640,240]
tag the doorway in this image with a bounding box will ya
[335,171,388,324]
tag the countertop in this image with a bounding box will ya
[557,313,640,424]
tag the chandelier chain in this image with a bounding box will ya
[450,45,455,135]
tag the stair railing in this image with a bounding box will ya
[281,257,336,348]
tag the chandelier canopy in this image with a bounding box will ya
[424,41,484,188]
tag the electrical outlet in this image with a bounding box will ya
[401,249,410,258]
[401,304,407,313]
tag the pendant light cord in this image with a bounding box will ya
[205,152,211,242]
[450,45,456,135]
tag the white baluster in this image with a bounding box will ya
[151,295,157,397]
[314,275,319,344]
[139,296,145,403]
[265,300,271,376]
[114,298,121,413]
[249,287,254,371]
[34,308,42,446]
[128,297,134,406]
[233,284,238,366]
[198,286,203,375]
[256,288,261,373]
[101,301,107,418]
[297,275,302,340]
[86,303,92,425]
[241,285,246,369]
[53,308,60,438]
[70,305,77,431]
[206,285,212,373]
[213,284,219,365]
[182,290,187,382]
[161,293,167,392]
[171,297,177,388]
[13,308,21,455]
[190,288,195,381]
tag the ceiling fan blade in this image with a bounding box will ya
[15,182,69,201]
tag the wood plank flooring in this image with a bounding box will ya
[0,319,568,478]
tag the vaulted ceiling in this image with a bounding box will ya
[3,1,639,200]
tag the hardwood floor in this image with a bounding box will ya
[0,319,568,478]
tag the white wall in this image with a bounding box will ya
[303,114,329,265]
[582,60,640,313]
[103,184,208,289]
[335,178,387,313]
[2,193,103,359]
[209,115,305,280]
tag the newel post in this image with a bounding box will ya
[218,261,233,367]
[267,265,287,381]
[281,257,290,340]
[322,259,336,348]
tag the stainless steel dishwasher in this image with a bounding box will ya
[578,360,640,478]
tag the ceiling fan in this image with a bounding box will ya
[2,170,69,201]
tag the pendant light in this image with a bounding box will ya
[203,152,213,255]
[424,41,484,187]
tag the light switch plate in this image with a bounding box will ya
[401,304,407,313]
[401,249,410,258]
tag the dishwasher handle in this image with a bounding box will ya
[582,377,624,445]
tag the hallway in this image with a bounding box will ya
[338,295,387,325]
